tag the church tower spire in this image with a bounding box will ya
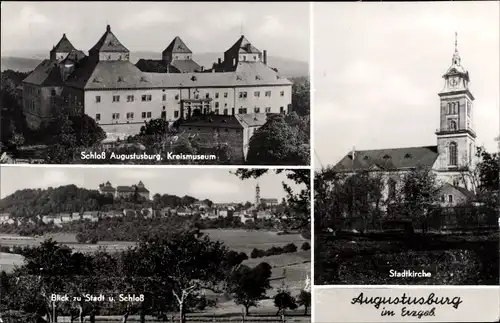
[435,34,477,187]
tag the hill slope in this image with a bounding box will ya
[1,51,308,78]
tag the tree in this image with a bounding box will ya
[291,79,310,116]
[246,113,310,165]
[226,263,272,315]
[69,114,106,148]
[233,169,310,230]
[274,289,297,316]
[296,290,311,315]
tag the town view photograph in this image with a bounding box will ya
[0,166,311,322]
[0,1,310,166]
[313,2,499,286]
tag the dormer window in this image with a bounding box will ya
[118,76,124,82]
[363,156,369,160]
[140,76,148,82]
[383,154,391,159]
[404,153,412,159]
[191,76,197,82]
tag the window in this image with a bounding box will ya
[147,112,152,118]
[112,113,120,120]
[254,91,260,97]
[162,94,166,101]
[126,112,134,119]
[388,179,396,199]
[127,95,134,102]
[448,102,459,114]
[280,106,285,113]
[253,56,257,60]
[96,113,100,121]
[239,92,247,98]
[205,93,210,99]
[223,109,228,115]
[174,111,179,118]
[113,95,120,102]
[51,89,56,96]
[280,91,284,97]
[141,95,152,101]
[142,112,146,118]
[224,92,228,98]
[96,96,101,103]
[224,103,228,107]
[448,195,453,203]
[238,108,248,114]
[175,94,179,100]
[215,92,219,99]
[161,111,166,119]
[449,120,457,131]
[265,107,271,113]
[215,102,219,108]
[215,109,219,114]
[254,107,260,113]
[441,195,445,203]
[449,142,457,166]
[265,91,271,97]
[194,93,199,99]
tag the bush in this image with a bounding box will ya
[301,242,311,251]
[283,243,297,253]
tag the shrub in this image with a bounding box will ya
[301,242,311,251]
[283,243,297,253]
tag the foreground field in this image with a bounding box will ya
[315,230,499,285]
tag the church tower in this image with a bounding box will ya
[255,183,261,206]
[435,33,476,185]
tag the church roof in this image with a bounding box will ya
[333,146,439,172]
[89,25,129,53]
[50,34,76,53]
[441,183,476,200]
[225,35,261,56]
[163,36,192,54]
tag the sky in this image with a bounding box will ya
[0,1,309,62]
[313,2,500,168]
[0,167,303,204]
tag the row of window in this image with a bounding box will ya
[96,90,286,103]
[97,111,172,122]
[446,102,459,115]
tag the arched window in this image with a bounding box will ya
[447,103,452,114]
[388,178,397,199]
[449,142,457,166]
[449,120,457,131]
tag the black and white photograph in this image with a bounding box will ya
[0,2,310,166]
[313,2,499,285]
[0,166,311,322]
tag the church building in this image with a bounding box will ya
[332,35,477,207]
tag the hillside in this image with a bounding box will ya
[1,51,308,78]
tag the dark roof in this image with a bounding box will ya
[63,50,86,63]
[66,59,291,90]
[22,59,63,86]
[116,185,149,193]
[180,115,244,129]
[100,186,116,192]
[89,25,129,54]
[333,146,439,172]
[443,184,476,200]
[50,34,76,53]
[225,35,261,56]
[235,113,268,127]
[163,36,192,54]
[135,59,201,73]
[170,59,201,73]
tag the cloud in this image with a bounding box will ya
[119,9,181,30]
[188,174,241,199]
[42,169,71,187]
[258,16,286,38]
[204,10,246,31]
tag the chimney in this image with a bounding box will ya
[218,58,222,65]
[263,50,267,65]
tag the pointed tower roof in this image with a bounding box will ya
[89,25,129,54]
[163,36,192,54]
[444,32,468,77]
[51,33,76,53]
[225,35,261,55]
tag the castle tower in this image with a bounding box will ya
[89,25,130,61]
[255,183,260,206]
[435,33,476,186]
[162,36,193,63]
[50,33,77,61]
[223,35,264,71]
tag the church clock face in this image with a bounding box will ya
[450,77,459,88]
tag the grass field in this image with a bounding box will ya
[315,230,499,285]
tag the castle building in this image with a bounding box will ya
[332,35,476,207]
[98,180,150,200]
[22,26,293,141]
